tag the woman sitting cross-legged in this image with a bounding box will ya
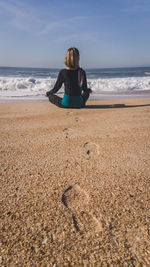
[45,47,92,108]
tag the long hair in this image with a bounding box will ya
[64,47,80,69]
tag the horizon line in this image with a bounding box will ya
[0,65,150,70]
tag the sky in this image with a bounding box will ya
[0,0,150,68]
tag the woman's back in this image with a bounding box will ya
[52,68,86,96]
[64,69,80,95]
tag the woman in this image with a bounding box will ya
[45,47,92,108]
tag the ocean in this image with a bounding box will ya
[0,66,150,101]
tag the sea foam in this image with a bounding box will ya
[0,76,150,98]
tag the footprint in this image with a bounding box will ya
[63,127,73,138]
[83,142,100,157]
[74,117,83,123]
[62,185,102,234]
[66,111,73,115]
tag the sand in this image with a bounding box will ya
[0,98,150,266]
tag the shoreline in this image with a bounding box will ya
[0,89,150,103]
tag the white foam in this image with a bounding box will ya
[0,77,58,97]
[0,76,150,98]
[88,77,150,93]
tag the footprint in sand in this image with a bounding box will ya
[62,184,102,234]
[83,142,100,157]
[66,111,73,115]
[63,127,73,138]
[74,117,83,123]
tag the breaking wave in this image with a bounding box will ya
[0,76,150,98]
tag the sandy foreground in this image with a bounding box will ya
[0,98,150,266]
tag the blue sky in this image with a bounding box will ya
[0,0,150,68]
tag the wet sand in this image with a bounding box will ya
[0,98,150,266]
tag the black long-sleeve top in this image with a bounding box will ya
[46,68,88,96]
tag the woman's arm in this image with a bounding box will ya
[46,70,63,97]
[82,70,92,93]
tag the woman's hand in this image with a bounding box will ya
[88,88,93,94]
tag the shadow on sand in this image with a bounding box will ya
[85,104,150,109]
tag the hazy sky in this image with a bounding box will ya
[0,0,150,68]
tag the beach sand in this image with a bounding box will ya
[0,98,150,266]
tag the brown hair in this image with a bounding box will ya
[64,47,80,69]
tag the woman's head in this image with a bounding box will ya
[65,47,80,69]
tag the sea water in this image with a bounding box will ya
[0,66,150,101]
